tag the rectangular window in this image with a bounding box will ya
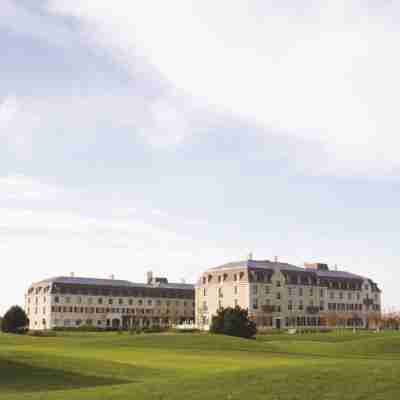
[234,286,238,295]
[299,288,303,296]
[265,286,270,295]
[253,299,258,310]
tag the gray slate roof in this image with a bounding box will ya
[35,276,194,290]
[209,260,365,280]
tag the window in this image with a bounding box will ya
[253,299,258,310]
[299,288,303,296]
[65,297,71,304]
[330,291,334,299]
[203,288,207,296]
[54,296,60,303]
[276,292,281,300]
[218,276,222,283]
[299,300,303,310]
[129,299,133,305]
[356,293,360,300]
[109,299,113,305]
[320,301,324,311]
[309,288,313,296]
[265,286,270,294]
[288,300,293,311]
[218,288,223,298]
[288,287,293,296]
[276,281,281,287]
[348,292,352,300]
[339,292,343,300]
[234,274,238,281]
[320,289,324,297]
[234,299,239,307]
[98,298,103,304]
[119,298,123,305]
[234,286,238,295]
[148,299,152,306]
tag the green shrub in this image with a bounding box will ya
[1,306,29,334]
[210,306,257,339]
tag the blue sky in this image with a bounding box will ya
[1,1,399,314]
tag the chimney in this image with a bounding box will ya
[110,274,115,280]
[274,256,278,263]
[147,271,153,284]
[70,272,75,278]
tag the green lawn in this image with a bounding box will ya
[1,330,400,399]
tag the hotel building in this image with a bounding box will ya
[25,272,195,330]
[196,258,381,330]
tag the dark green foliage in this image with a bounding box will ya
[1,305,28,333]
[210,306,257,339]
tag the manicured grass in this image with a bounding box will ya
[1,330,400,399]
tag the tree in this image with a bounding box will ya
[210,306,257,339]
[1,306,29,334]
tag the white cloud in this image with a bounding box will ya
[0,174,61,201]
[46,0,400,176]
[0,96,41,159]
[0,175,228,314]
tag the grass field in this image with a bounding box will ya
[1,330,400,399]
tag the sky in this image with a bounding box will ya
[1,0,399,315]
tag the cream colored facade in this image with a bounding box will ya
[196,259,381,330]
[25,273,195,330]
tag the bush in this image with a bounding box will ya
[169,328,201,334]
[1,306,29,334]
[53,325,103,332]
[210,306,257,339]
[27,330,57,337]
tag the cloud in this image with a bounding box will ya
[0,96,41,159]
[0,174,61,201]
[45,0,400,176]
